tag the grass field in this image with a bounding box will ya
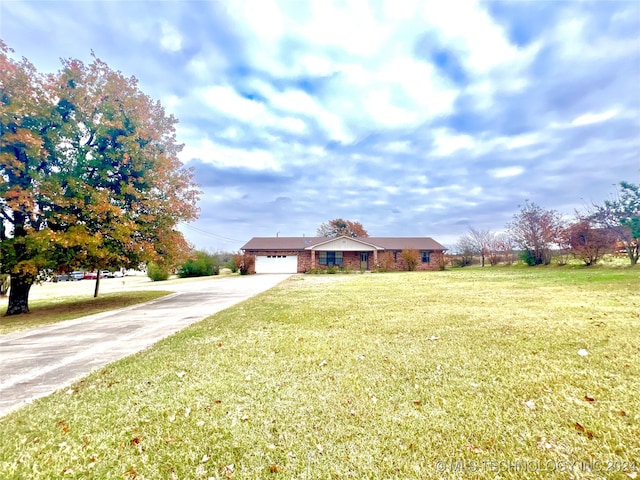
[0,291,171,335]
[0,268,638,479]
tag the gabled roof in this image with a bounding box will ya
[366,237,447,251]
[241,237,326,250]
[306,236,385,251]
[241,236,447,251]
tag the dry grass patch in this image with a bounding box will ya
[0,268,638,479]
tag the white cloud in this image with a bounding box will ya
[203,85,266,121]
[181,139,278,170]
[419,0,519,73]
[186,50,228,80]
[268,88,352,142]
[382,141,413,153]
[489,166,525,178]
[571,109,619,127]
[159,21,183,52]
[201,85,308,135]
[432,129,476,156]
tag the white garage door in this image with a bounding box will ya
[255,255,298,274]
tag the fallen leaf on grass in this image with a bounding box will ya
[537,437,555,450]
[619,409,627,416]
[625,471,637,479]
[217,343,223,348]
[427,336,440,341]
[523,400,535,410]
[466,444,483,454]
[583,395,595,402]
[574,422,595,439]
[201,454,210,463]
[412,401,422,406]
[130,437,143,453]
[222,463,235,478]
[176,371,186,378]
[123,466,138,479]
[319,360,327,367]
[268,464,282,473]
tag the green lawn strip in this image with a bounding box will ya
[0,269,638,479]
[0,291,172,335]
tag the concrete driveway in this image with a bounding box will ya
[0,274,292,417]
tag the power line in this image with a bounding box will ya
[179,223,244,244]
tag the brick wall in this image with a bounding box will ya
[383,251,444,271]
[245,249,445,273]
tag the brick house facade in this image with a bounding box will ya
[241,236,447,273]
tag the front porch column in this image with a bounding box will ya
[311,250,315,269]
[373,250,378,267]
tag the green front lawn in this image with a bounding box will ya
[0,291,171,335]
[0,268,638,479]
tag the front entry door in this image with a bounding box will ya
[360,252,368,270]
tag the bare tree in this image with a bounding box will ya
[566,218,616,266]
[454,235,475,267]
[486,234,503,266]
[507,201,564,266]
[494,234,516,265]
[468,227,493,267]
[590,181,640,265]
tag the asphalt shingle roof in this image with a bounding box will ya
[241,236,447,251]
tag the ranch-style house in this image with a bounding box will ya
[241,236,448,274]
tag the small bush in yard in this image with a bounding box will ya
[233,252,255,275]
[147,262,169,281]
[377,252,396,272]
[178,251,219,277]
[401,248,420,271]
[226,258,238,273]
[432,251,447,270]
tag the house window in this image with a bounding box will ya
[319,251,343,266]
[393,251,398,261]
[421,251,430,263]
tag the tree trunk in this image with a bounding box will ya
[625,244,639,265]
[5,275,33,316]
[94,274,100,298]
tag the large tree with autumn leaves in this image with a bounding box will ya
[1,43,200,315]
[317,218,368,238]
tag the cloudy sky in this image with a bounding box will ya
[2,1,639,250]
